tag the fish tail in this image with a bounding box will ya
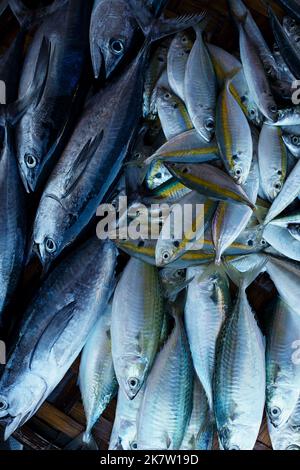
[64,431,99,450]
[224,257,268,290]
[196,262,226,283]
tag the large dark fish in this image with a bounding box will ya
[0,39,48,322]
[89,0,139,79]
[31,6,205,271]
[0,239,117,440]
[146,0,169,17]
[16,0,92,193]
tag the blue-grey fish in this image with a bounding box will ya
[0,239,117,440]
[16,0,92,193]
[111,258,164,400]
[137,303,194,450]
[282,133,300,158]
[155,87,193,140]
[266,297,300,429]
[214,262,266,450]
[268,393,300,450]
[167,30,194,103]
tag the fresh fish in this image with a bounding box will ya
[269,211,300,241]
[144,177,191,203]
[166,162,256,209]
[180,376,214,450]
[238,17,277,121]
[214,262,266,450]
[155,87,193,140]
[229,0,278,80]
[264,159,300,224]
[272,43,296,100]
[156,193,216,266]
[184,24,217,142]
[143,38,171,118]
[212,154,259,264]
[268,6,300,80]
[109,386,145,450]
[137,303,194,450]
[282,133,300,158]
[144,129,219,167]
[145,161,172,190]
[268,393,300,450]
[258,123,287,202]
[185,265,230,410]
[0,239,117,440]
[272,106,300,126]
[111,258,164,399]
[167,31,194,102]
[79,303,118,446]
[208,43,263,126]
[16,0,92,193]
[263,222,300,261]
[89,0,138,79]
[266,255,300,314]
[216,69,253,184]
[266,297,300,428]
[159,267,190,302]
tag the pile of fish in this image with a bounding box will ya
[1,0,300,451]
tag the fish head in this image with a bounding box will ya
[229,156,250,185]
[155,87,181,114]
[266,176,283,201]
[32,195,68,269]
[282,134,300,158]
[146,160,172,190]
[267,386,297,428]
[219,424,257,450]
[117,355,148,400]
[283,16,299,36]
[288,223,300,241]
[246,103,263,126]
[0,374,48,439]
[156,244,178,267]
[262,98,278,123]
[171,31,194,57]
[90,1,137,79]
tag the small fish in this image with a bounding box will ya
[167,31,194,102]
[266,297,300,428]
[258,123,287,202]
[185,264,230,410]
[263,222,300,261]
[79,303,118,447]
[268,393,300,450]
[216,68,253,184]
[166,162,256,209]
[184,24,217,142]
[111,258,164,399]
[137,303,194,450]
[272,106,300,127]
[266,255,300,314]
[155,87,193,140]
[214,261,266,450]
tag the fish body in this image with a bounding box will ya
[79,303,118,445]
[111,258,164,399]
[0,239,117,440]
[268,393,300,450]
[167,31,194,102]
[266,256,300,314]
[156,87,193,140]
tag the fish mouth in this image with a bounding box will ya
[91,43,103,80]
[0,413,26,441]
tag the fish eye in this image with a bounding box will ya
[156,172,162,179]
[138,240,145,248]
[205,118,214,131]
[164,92,171,100]
[274,182,282,191]
[270,406,281,418]
[234,167,242,177]
[182,167,189,174]
[110,39,124,55]
[176,269,185,278]
[128,377,139,390]
[269,105,277,114]
[249,109,256,116]
[25,154,37,169]
[277,170,282,175]
[134,152,142,159]
[260,239,267,246]
[173,240,180,248]
[292,136,300,145]
[162,250,171,261]
[45,237,57,254]
[247,239,254,247]
[131,441,138,450]
[287,445,300,450]
[0,398,8,411]
[181,36,188,43]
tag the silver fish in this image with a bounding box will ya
[167,30,194,102]
[268,393,300,450]
[137,304,193,450]
[0,239,117,440]
[263,222,300,261]
[184,24,217,142]
[155,87,193,140]
[283,133,300,158]
[266,297,300,428]
[79,302,118,446]
[111,258,164,399]
[266,255,300,314]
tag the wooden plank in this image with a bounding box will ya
[36,402,83,439]
[13,426,60,451]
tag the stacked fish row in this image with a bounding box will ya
[0,0,299,452]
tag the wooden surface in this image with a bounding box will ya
[0,0,283,451]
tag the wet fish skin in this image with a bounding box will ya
[0,125,26,320]
[263,223,300,261]
[184,25,217,142]
[0,239,117,440]
[111,258,164,400]
[185,265,230,410]
[266,297,300,428]
[214,265,266,450]
[268,393,300,450]
[90,0,138,79]
[167,30,194,103]
[258,123,287,202]
[155,86,193,140]
[137,305,194,450]
[79,303,118,445]
[17,0,92,193]
[282,133,300,158]
[216,69,253,184]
